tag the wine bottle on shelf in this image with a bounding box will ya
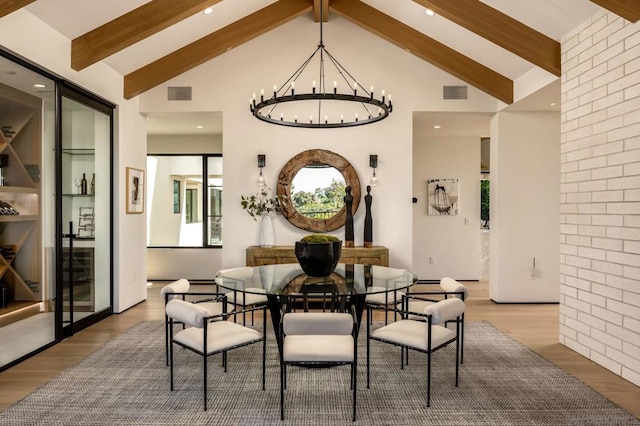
[81,173,88,195]
[91,173,95,194]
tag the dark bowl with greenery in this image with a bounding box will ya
[294,234,343,277]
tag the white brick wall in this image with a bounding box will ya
[561,10,640,387]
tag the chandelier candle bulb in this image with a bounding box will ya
[261,89,264,101]
[355,113,358,122]
[291,81,295,96]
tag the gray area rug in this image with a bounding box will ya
[0,320,638,425]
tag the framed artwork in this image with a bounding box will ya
[126,167,145,214]
[173,180,181,214]
[427,178,459,215]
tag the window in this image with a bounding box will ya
[147,154,222,247]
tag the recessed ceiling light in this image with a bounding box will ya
[425,9,435,16]
[196,125,204,129]
[203,7,213,15]
[550,102,557,106]
[33,83,46,88]
[433,125,441,129]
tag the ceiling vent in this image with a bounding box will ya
[167,86,192,101]
[443,85,468,100]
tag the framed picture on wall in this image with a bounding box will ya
[173,180,181,214]
[126,167,145,214]
[427,178,459,215]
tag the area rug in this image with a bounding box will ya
[0,321,637,425]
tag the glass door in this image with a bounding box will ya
[57,85,112,337]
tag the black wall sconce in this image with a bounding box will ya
[369,154,378,186]
[257,154,266,187]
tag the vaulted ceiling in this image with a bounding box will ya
[8,0,640,104]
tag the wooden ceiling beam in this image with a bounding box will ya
[313,0,329,22]
[124,0,313,99]
[71,0,224,71]
[329,0,513,104]
[0,0,35,18]
[590,0,640,22]
[413,0,560,76]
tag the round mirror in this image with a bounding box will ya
[277,149,361,232]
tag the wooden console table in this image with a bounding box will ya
[246,245,389,267]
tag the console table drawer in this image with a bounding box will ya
[246,245,389,267]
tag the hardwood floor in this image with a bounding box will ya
[0,281,638,418]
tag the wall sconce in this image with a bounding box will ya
[369,154,378,186]
[257,154,266,187]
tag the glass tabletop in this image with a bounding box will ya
[215,263,416,296]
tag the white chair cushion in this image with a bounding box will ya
[440,277,469,300]
[370,265,407,279]
[396,299,435,320]
[174,321,262,354]
[424,298,465,325]
[283,312,353,336]
[197,301,226,320]
[366,287,405,305]
[371,320,456,351]
[160,278,190,300]
[283,335,354,362]
[226,288,267,306]
[166,299,209,328]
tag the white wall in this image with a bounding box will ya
[0,10,147,312]
[412,133,481,280]
[138,15,499,271]
[560,11,640,386]
[489,111,561,302]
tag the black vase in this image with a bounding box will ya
[294,240,343,277]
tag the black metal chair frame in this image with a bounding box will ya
[227,288,268,326]
[168,304,267,411]
[279,302,359,421]
[366,304,462,407]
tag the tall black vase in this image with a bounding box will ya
[294,241,343,277]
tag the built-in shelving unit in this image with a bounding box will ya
[0,83,42,314]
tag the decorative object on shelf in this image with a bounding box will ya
[294,234,343,277]
[90,173,95,194]
[249,6,392,129]
[344,186,354,248]
[427,178,459,215]
[364,185,373,248]
[369,154,378,187]
[0,154,7,186]
[258,213,275,248]
[241,187,282,248]
[256,154,266,187]
[126,167,145,214]
[24,164,40,183]
[0,200,19,215]
[80,173,88,195]
[78,207,95,238]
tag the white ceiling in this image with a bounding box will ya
[18,1,604,136]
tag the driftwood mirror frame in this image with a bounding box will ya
[277,149,361,232]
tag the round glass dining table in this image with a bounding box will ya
[215,263,417,350]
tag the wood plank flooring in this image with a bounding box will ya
[0,281,638,418]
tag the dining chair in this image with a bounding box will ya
[365,266,409,325]
[166,298,266,411]
[280,305,358,421]
[160,278,227,366]
[216,267,268,326]
[367,297,465,407]
[400,277,468,363]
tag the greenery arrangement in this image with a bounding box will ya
[240,187,281,220]
[300,234,341,243]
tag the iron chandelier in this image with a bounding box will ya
[249,9,392,129]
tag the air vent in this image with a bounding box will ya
[443,85,468,100]
[167,86,192,101]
